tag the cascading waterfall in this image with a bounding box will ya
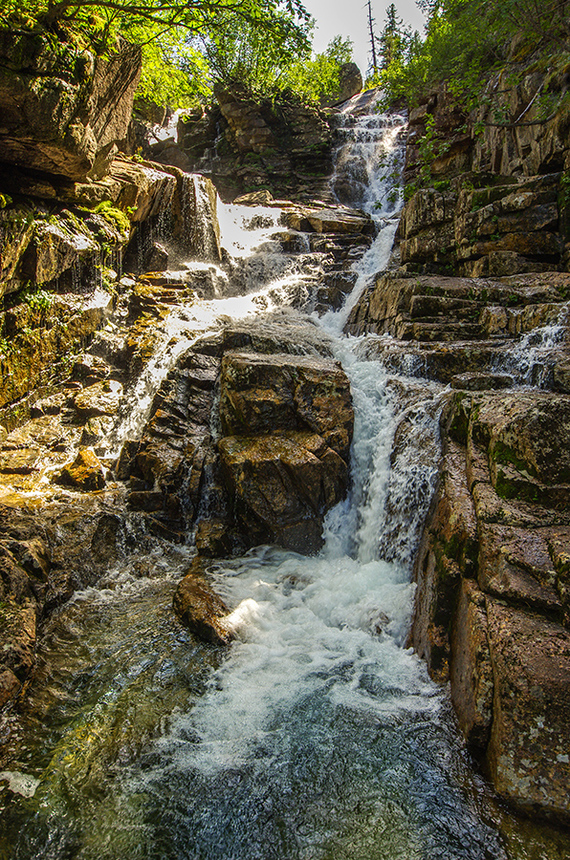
[492,301,570,388]
[2,93,564,860]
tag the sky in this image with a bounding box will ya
[302,0,426,78]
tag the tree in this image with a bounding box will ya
[378,3,408,71]
[1,0,311,57]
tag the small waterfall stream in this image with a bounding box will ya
[1,95,568,860]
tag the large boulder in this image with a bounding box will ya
[216,352,353,554]
[321,63,362,107]
[219,431,348,554]
[0,30,141,181]
[219,352,354,462]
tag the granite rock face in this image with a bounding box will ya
[216,351,353,553]
[119,344,354,556]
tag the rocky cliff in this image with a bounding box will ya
[347,68,570,820]
[0,33,373,713]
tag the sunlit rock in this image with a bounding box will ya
[219,352,353,462]
[73,380,123,419]
[0,31,141,182]
[173,569,234,645]
[58,447,106,491]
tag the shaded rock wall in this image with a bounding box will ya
[0,31,141,183]
[178,86,335,202]
[0,158,220,426]
[347,261,570,819]
[399,74,570,277]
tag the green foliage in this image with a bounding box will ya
[375,0,570,109]
[20,285,53,313]
[136,32,211,107]
[280,36,353,102]
[0,193,12,209]
[0,0,315,108]
[93,201,131,235]
[203,11,310,95]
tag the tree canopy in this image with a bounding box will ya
[372,0,570,108]
[1,0,353,107]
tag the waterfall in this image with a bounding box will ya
[2,93,547,860]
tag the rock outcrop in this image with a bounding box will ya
[216,351,353,553]
[119,334,354,556]
[412,390,570,819]
[348,259,570,819]
[179,87,335,201]
[321,63,363,108]
[0,31,141,183]
[399,73,570,276]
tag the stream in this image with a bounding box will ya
[1,94,569,860]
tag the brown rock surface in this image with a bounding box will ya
[219,431,348,554]
[58,448,106,491]
[220,352,353,461]
[0,31,141,181]
[173,569,233,645]
[412,383,570,817]
[486,600,570,819]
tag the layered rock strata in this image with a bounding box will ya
[347,265,570,819]
[399,75,570,276]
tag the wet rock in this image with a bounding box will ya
[146,242,169,272]
[173,569,234,645]
[0,288,115,411]
[0,204,35,298]
[80,416,114,446]
[195,519,240,558]
[282,205,374,236]
[58,448,106,491]
[20,214,100,286]
[411,442,477,680]
[0,599,36,683]
[0,666,20,708]
[219,352,353,462]
[219,432,347,555]
[450,579,493,748]
[73,380,123,419]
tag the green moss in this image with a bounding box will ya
[491,440,535,477]
[494,468,541,503]
[93,201,131,235]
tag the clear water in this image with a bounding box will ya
[1,92,569,860]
